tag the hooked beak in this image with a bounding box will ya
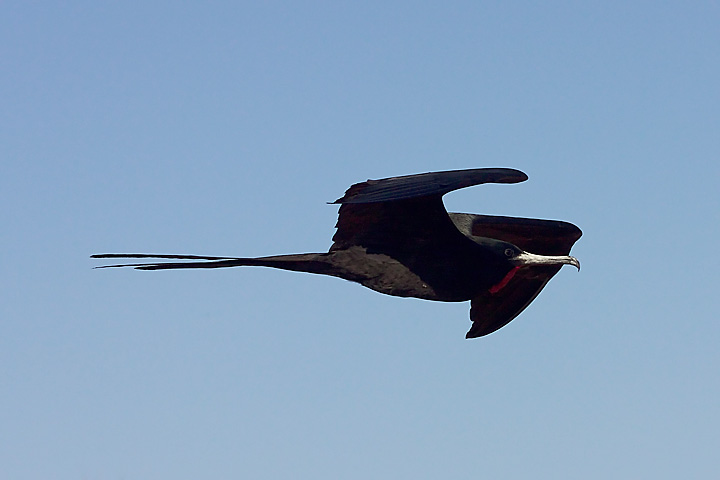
[512,251,581,271]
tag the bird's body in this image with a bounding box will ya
[93,168,581,338]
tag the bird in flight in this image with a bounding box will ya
[93,168,581,338]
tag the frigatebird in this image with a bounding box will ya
[93,168,581,338]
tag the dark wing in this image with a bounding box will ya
[462,214,582,338]
[330,168,527,252]
[463,214,582,256]
[332,168,527,204]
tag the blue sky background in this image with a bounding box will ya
[2,1,719,478]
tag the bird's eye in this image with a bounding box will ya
[504,248,515,257]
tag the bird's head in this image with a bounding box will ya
[475,239,579,295]
[475,237,580,271]
[507,246,580,271]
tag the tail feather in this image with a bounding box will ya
[91,253,336,275]
[91,253,237,261]
[94,259,254,270]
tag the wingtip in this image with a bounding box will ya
[465,329,482,339]
[464,324,483,339]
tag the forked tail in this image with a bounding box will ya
[91,252,335,274]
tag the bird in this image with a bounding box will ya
[92,168,581,338]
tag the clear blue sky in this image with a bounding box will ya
[2,2,719,478]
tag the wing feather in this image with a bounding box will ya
[332,168,527,204]
[331,168,528,252]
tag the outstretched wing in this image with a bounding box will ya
[461,214,582,338]
[332,168,527,204]
[330,168,527,253]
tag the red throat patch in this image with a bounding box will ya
[489,266,520,294]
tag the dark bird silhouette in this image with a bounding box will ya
[92,168,581,338]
